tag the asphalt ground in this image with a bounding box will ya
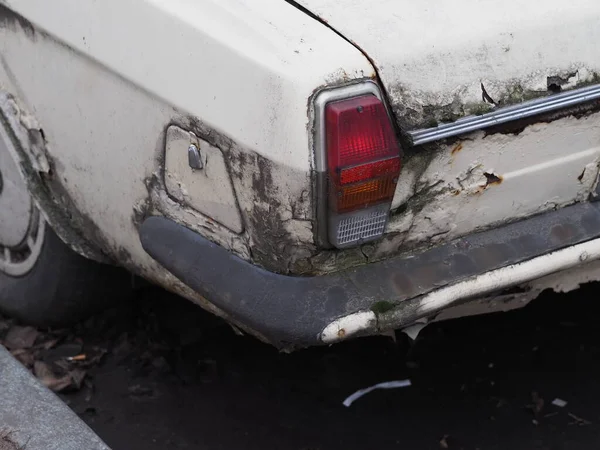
[9,282,600,449]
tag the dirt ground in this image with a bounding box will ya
[7,283,600,450]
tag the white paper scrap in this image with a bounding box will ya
[343,380,412,407]
[552,398,568,408]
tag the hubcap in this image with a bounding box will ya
[0,117,45,277]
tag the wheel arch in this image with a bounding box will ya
[0,91,112,264]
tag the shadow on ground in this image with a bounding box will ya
[57,283,600,450]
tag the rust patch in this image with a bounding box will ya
[483,172,503,186]
[451,142,463,155]
[337,328,346,338]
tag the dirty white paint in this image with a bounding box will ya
[400,320,428,341]
[3,0,600,345]
[414,237,600,317]
[0,110,32,247]
[0,1,372,330]
[0,2,370,261]
[380,113,600,255]
[436,256,600,323]
[165,126,243,233]
[321,311,376,344]
[295,0,600,126]
[4,0,373,172]
[323,237,600,343]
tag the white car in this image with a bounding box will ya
[1,1,600,350]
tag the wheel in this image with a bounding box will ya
[0,117,128,327]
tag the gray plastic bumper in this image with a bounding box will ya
[140,201,600,348]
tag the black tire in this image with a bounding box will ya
[0,226,130,327]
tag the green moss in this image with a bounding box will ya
[468,102,493,116]
[426,118,439,128]
[371,301,395,315]
[440,112,462,124]
[498,82,546,105]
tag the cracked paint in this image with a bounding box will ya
[372,113,600,260]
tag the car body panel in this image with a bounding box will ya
[0,1,373,279]
[292,0,600,128]
[2,1,600,347]
[4,0,374,171]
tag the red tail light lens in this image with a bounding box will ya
[326,95,401,213]
[324,94,402,247]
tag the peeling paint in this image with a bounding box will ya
[155,116,318,274]
[321,236,600,344]
[293,107,600,276]
[482,172,503,187]
[0,92,110,263]
[320,311,376,343]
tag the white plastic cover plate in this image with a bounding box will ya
[165,125,243,233]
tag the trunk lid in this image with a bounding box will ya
[293,0,600,129]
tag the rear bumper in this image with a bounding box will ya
[139,200,600,349]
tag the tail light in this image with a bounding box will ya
[318,88,402,248]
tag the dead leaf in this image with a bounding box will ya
[4,326,39,350]
[0,429,20,450]
[568,412,591,426]
[440,435,450,449]
[39,338,60,350]
[493,397,508,408]
[33,361,72,392]
[84,378,95,402]
[69,368,87,390]
[128,384,155,398]
[527,392,545,418]
[10,348,34,368]
[112,333,132,358]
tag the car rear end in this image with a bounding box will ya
[141,0,600,347]
[3,0,600,349]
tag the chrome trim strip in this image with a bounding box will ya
[409,84,600,146]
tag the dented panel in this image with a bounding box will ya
[387,113,600,252]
